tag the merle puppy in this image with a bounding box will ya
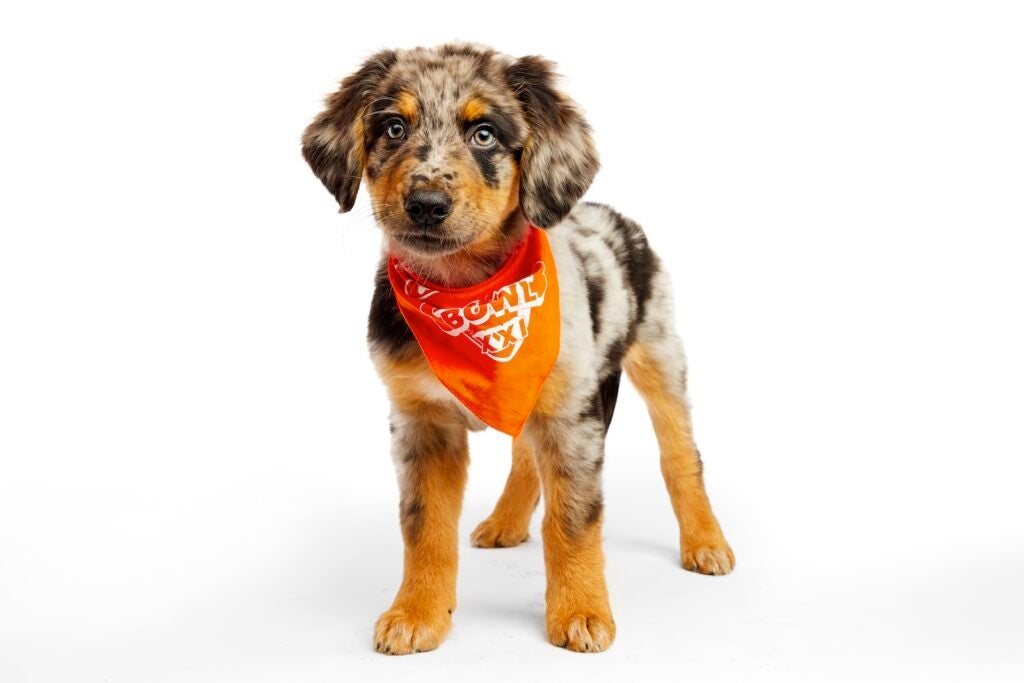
[302,42,734,655]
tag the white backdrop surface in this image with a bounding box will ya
[1,2,1022,681]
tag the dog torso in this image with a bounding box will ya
[367,200,669,433]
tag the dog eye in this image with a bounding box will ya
[470,125,497,148]
[385,119,406,140]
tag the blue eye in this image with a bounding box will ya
[471,125,497,148]
[386,120,406,140]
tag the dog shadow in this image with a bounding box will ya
[605,535,679,566]
[271,504,549,641]
[269,501,682,658]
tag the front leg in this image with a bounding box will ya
[525,414,616,653]
[374,412,469,655]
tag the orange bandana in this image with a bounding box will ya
[387,226,560,435]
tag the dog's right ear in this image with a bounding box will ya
[301,49,398,212]
[504,55,600,229]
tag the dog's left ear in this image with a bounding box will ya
[504,55,600,228]
[302,49,398,212]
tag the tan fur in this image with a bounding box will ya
[460,96,488,121]
[531,364,570,417]
[452,152,505,221]
[457,157,522,266]
[350,117,366,167]
[373,349,469,655]
[396,90,418,124]
[373,431,468,655]
[622,343,735,574]
[373,349,447,418]
[533,431,615,652]
[366,153,421,229]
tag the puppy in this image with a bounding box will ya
[302,42,734,655]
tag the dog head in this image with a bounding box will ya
[302,43,599,280]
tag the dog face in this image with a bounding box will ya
[302,43,599,269]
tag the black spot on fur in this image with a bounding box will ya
[489,107,524,147]
[602,336,629,376]
[367,263,415,354]
[365,109,401,134]
[598,371,622,432]
[589,203,658,328]
[577,371,621,433]
[579,392,602,423]
[416,144,430,161]
[400,495,424,543]
[585,272,604,339]
[470,146,501,187]
[568,241,604,339]
[584,494,603,526]
[531,174,594,228]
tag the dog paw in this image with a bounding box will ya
[681,542,735,575]
[373,606,452,655]
[547,610,616,653]
[470,517,529,548]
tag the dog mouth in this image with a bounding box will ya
[394,230,468,254]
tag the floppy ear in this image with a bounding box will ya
[301,49,398,212]
[504,55,600,228]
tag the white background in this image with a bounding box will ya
[2,1,1022,681]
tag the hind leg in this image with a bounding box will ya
[623,337,735,575]
[471,438,540,548]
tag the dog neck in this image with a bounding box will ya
[385,210,531,288]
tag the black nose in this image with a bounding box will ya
[404,189,452,227]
